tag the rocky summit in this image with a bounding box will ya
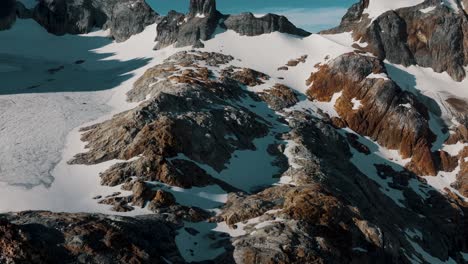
[1,0,468,263]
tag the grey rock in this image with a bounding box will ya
[32,0,158,42]
[223,12,311,37]
[154,0,221,50]
[324,0,468,81]
[154,0,310,50]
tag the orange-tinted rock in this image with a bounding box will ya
[222,67,270,86]
[438,151,459,173]
[330,116,347,129]
[454,147,468,197]
[283,186,344,225]
[152,190,176,207]
[446,125,468,145]
[306,53,437,175]
[258,83,299,111]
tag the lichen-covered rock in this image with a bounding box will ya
[32,0,158,42]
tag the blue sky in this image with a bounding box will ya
[148,0,357,32]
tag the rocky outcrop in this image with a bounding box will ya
[0,211,183,264]
[306,52,437,175]
[154,0,220,49]
[0,0,16,30]
[325,0,468,81]
[32,0,158,41]
[69,51,281,209]
[223,112,468,264]
[223,13,311,37]
[154,0,310,50]
[258,84,299,111]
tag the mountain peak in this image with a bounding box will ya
[188,0,217,17]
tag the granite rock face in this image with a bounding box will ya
[324,0,468,81]
[32,0,158,41]
[0,211,183,264]
[154,0,310,50]
[0,0,16,30]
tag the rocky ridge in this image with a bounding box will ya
[52,49,468,263]
[2,0,158,41]
[1,0,468,263]
[0,211,183,264]
[324,0,468,82]
[154,0,311,50]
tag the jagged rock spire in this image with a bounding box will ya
[188,0,217,17]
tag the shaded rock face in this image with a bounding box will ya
[0,211,182,264]
[223,113,468,264]
[0,0,16,30]
[306,52,437,176]
[154,0,310,50]
[32,0,158,41]
[325,0,468,81]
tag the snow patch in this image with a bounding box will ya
[365,0,425,20]
[351,98,363,110]
[420,6,437,13]
[367,72,389,80]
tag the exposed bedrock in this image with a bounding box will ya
[30,0,158,41]
[0,211,183,264]
[69,51,286,211]
[324,0,468,81]
[154,0,310,50]
[221,112,468,264]
[222,12,311,37]
[306,52,439,176]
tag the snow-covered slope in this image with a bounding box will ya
[1,0,468,262]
